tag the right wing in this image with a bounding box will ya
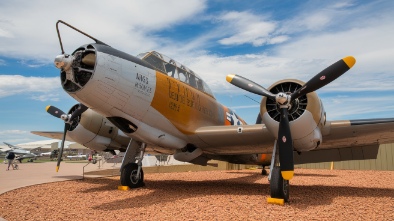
[194,118,394,164]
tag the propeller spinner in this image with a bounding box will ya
[227,56,356,180]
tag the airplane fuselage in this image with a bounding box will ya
[61,44,245,154]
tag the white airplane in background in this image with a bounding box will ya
[32,21,394,203]
[2,142,38,162]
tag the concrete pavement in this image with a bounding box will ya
[0,160,120,195]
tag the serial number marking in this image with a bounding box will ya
[135,73,152,96]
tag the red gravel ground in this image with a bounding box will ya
[0,169,393,220]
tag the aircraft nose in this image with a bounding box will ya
[54,54,73,70]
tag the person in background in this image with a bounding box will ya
[6,151,16,171]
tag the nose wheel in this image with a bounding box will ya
[269,166,289,202]
[121,163,145,188]
[120,140,146,189]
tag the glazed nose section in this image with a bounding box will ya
[55,48,96,93]
[54,54,73,70]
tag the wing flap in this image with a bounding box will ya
[294,144,379,164]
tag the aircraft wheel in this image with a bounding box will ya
[120,163,144,188]
[270,166,289,202]
[262,169,268,176]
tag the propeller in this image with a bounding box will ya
[45,103,88,172]
[227,56,356,180]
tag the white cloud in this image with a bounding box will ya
[31,94,60,102]
[0,130,44,144]
[322,95,394,120]
[0,75,60,98]
[217,11,284,46]
[0,0,206,61]
[0,130,28,135]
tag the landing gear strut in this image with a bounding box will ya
[261,166,268,176]
[268,140,290,202]
[120,140,146,188]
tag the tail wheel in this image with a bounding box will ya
[120,163,144,188]
[270,166,289,202]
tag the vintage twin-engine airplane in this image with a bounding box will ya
[33,21,394,202]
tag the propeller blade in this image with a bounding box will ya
[226,74,275,99]
[56,123,70,172]
[291,56,356,100]
[69,103,88,121]
[278,108,294,180]
[46,105,66,118]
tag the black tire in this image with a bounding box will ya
[262,169,268,176]
[270,166,289,202]
[120,163,144,188]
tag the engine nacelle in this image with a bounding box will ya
[66,104,130,151]
[260,79,326,152]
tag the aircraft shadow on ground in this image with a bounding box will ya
[74,173,394,210]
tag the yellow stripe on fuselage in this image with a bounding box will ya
[151,72,222,134]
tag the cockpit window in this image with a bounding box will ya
[165,60,176,77]
[139,51,215,98]
[142,54,165,73]
[178,66,188,83]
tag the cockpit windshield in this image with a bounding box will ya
[137,51,214,97]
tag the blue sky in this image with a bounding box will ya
[1,0,394,144]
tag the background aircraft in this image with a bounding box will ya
[33,21,394,203]
[1,142,38,163]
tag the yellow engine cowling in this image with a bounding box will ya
[260,79,326,152]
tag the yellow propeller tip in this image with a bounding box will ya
[343,56,356,68]
[226,74,235,83]
[281,171,294,180]
[45,105,51,112]
[56,166,59,172]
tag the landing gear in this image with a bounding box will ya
[261,166,268,176]
[120,140,146,189]
[121,163,145,188]
[270,166,289,202]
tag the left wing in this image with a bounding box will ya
[31,131,76,142]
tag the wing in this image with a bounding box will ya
[30,131,76,142]
[195,124,276,154]
[194,118,394,163]
[3,142,22,149]
[297,118,394,164]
